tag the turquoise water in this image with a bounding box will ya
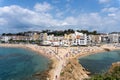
[79,50,120,74]
[0,47,50,80]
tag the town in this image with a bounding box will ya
[0,29,120,46]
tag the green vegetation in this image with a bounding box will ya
[88,66,120,80]
[0,41,5,43]
[2,29,99,37]
[46,29,75,36]
[77,30,98,35]
[2,32,25,36]
[60,72,64,76]
[44,29,99,36]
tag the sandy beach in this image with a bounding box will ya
[0,43,120,80]
[0,44,66,80]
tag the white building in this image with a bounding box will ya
[100,34,109,43]
[71,31,88,46]
[42,41,51,45]
[1,36,11,42]
[89,35,101,44]
[51,41,60,46]
[60,39,69,46]
[47,34,54,41]
[53,36,64,41]
[40,33,48,41]
[108,32,120,43]
[40,31,89,46]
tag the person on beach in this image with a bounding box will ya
[56,75,57,79]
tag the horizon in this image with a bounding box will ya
[0,0,120,33]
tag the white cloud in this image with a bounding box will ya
[0,4,120,33]
[99,0,110,4]
[61,22,69,26]
[0,5,60,33]
[102,7,119,12]
[56,12,64,18]
[62,11,120,32]
[0,18,7,25]
[108,13,116,17]
[34,2,52,12]
[64,17,77,25]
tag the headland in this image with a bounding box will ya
[0,43,120,80]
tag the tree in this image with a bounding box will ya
[93,30,97,35]
[2,33,6,36]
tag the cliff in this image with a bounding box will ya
[108,61,120,78]
[89,61,120,80]
[60,59,90,80]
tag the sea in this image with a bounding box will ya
[0,47,50,80]
[79,50,120,74]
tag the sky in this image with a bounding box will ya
[0,0,120,33]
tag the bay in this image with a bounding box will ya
[79,50,120,74]
[0,47,50,80]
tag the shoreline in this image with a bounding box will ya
[0,44,52,59]
[0,44,57,80]
[58,44,120,80]
[0,43,120,80]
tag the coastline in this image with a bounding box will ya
[0,43,120,80]
[60,58,90,80]
[59,44,120,80]
[0,44,57,80]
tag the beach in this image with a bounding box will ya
[0,44,66,80]
[0,43,120,80]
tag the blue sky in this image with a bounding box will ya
[0,0,120,33]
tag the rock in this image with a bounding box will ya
[108,61,120,73]
[60,59,90,80]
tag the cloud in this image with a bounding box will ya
[0,5,60,33]
[102,7,119,12]
[108,13,116,17]
[99,0,110,4]
[56,11,64,18]
[0,3,120,33]
[34,2,52,12]
[62,11,120,32]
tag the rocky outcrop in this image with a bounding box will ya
[60,59,90,80]
[108,61,120,73]
[88,61,120,80]
[103,48,111,51]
